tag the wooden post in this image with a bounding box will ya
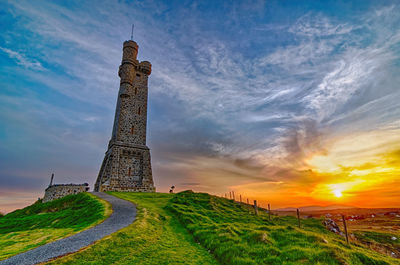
[240,195,242,203]
[229,191,232,199]
[342,215,349,244]
[232,191,235,201]
[49,173,54,187]
[254,200,258,216]
[225,193,227,198]
[268,204,271,220]
[297,209,301,228]
[247,198,249,204]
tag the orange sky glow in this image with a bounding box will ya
[227,125,400,209]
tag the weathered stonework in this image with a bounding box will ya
[94,39,155,192]
[43,184,89,203]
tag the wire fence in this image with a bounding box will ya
[220,190,350,244]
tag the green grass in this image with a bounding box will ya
[0,193,108,260]
[46,191,400,264]
[167,191,400,265]
[47,192,218,265]
[354,231,399,248]
[5,191,397,264]
[354,230,400,258]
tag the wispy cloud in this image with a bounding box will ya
[289,12,357,37]
[0,47,45,70]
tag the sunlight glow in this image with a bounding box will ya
[333,189,342,198]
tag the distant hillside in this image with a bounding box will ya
[276,204,357,212]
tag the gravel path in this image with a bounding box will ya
[0,192,136,265]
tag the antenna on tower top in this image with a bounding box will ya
[130,24,134,40]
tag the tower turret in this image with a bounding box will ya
[110,40,151,147]
[94,38,155,193]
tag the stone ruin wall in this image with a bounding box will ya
[43,183,89,203]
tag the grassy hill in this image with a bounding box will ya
[48,191,399,265]
[0,193,109,260]
[167,191,399,264]
[48,192,218,265]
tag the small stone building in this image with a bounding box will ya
[43,183,89,203]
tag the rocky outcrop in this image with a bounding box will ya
[323,218,345,237]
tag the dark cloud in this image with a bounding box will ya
[149,92,234,159]
[233,158,264,171]
[179,182,201,186]
[282,118,327,167]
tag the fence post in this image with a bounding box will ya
[240,195,242,203]
[229,191,232,199]
[247,198,249,204]
[232,191,235,201]
[342,215,349,244]
[268,204,271,220]
[297,209,301,228]
[225,193,227,198]
[254,200,258,216]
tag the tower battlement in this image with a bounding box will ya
[94,38,155,193]
[138,61,151,75]
[122,40,138,61]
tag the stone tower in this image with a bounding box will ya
[94,39,155,192]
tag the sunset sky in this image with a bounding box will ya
[1,0,399,213]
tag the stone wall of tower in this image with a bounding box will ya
[95,146,154,192]
[110,41,150,147]
[94,39,155,193]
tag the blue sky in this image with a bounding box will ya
[1,0,400,212]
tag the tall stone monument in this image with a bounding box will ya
[94,39,155,192]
